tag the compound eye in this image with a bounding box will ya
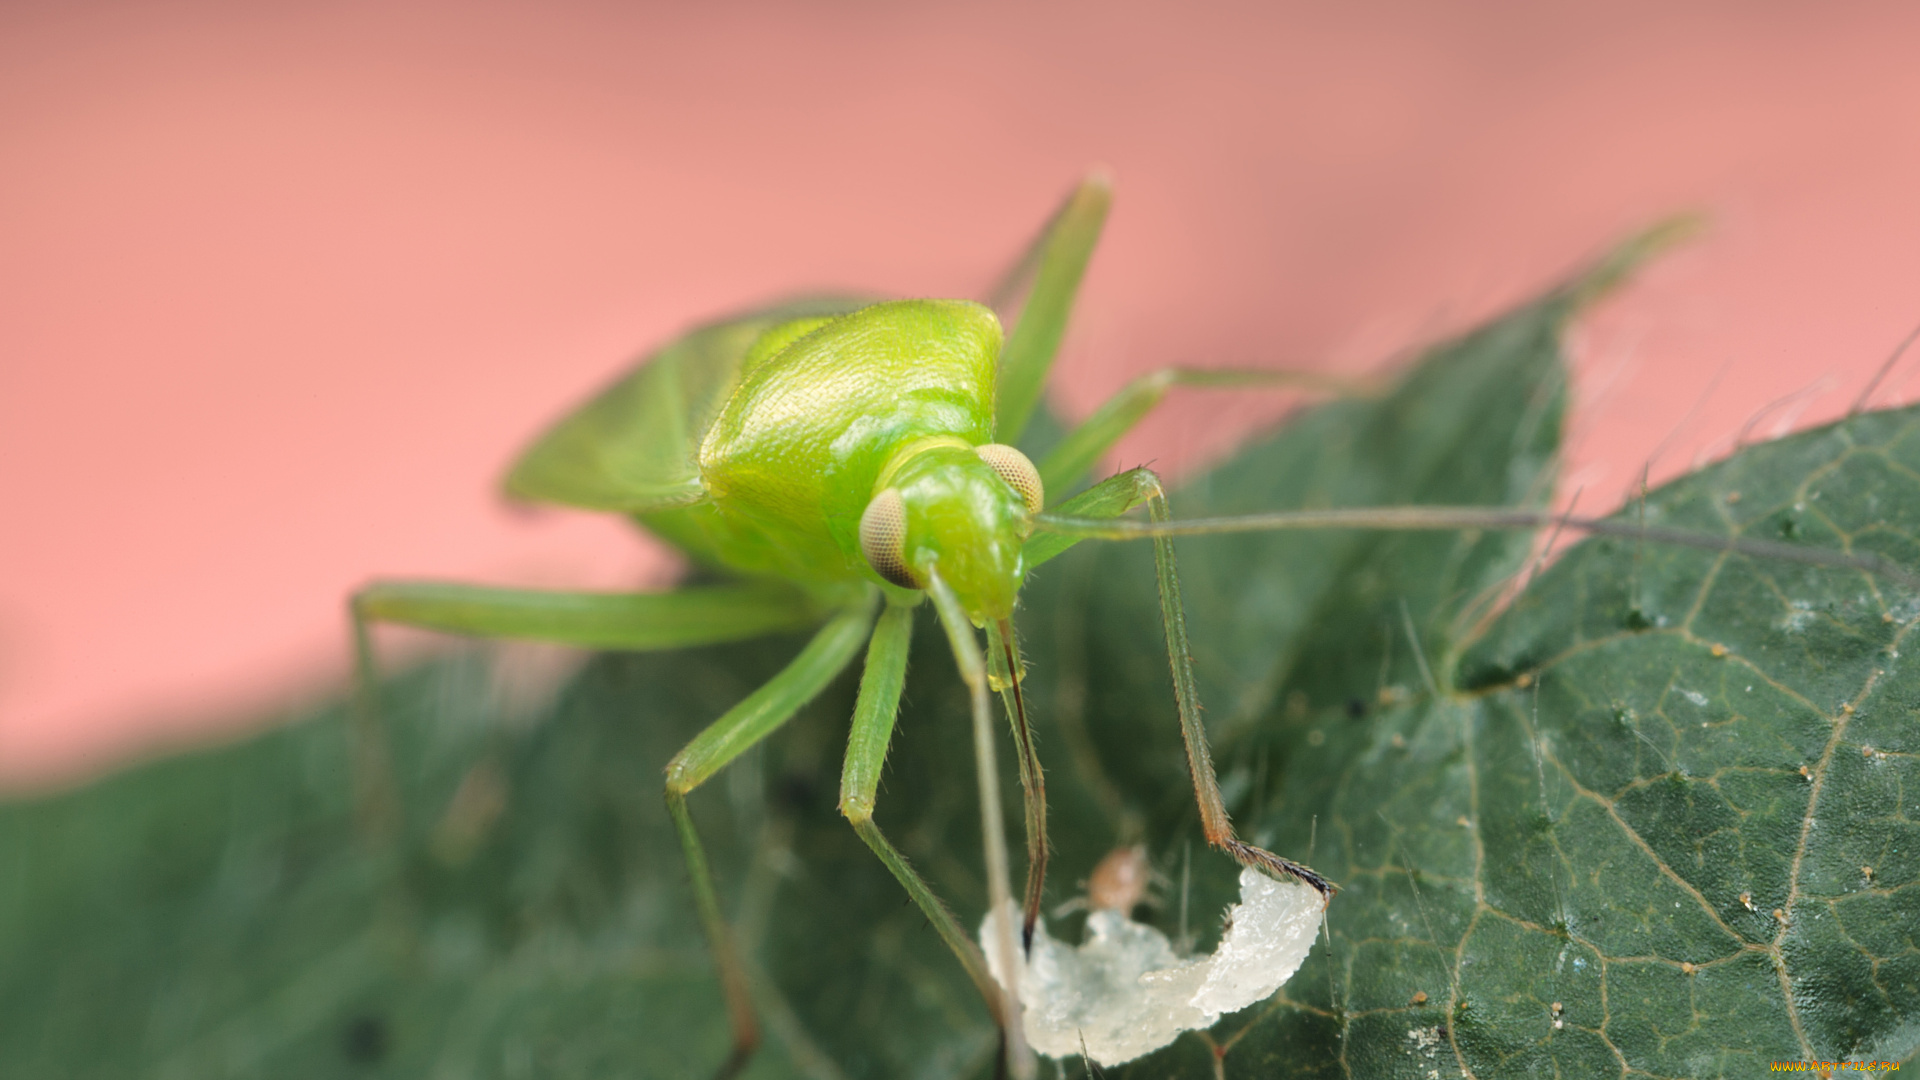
[859,489,921,589]
[975,443,1045,514]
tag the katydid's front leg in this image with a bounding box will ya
[986,618,1046,954]
[1139,469,1337,899]
[1021,466,1162,569]
[1021,467,1337,899]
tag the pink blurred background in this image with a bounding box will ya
[6,1,1920,787]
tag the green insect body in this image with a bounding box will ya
[355,177,1162,1079]
[502,298,1082,1077]
[577,299,1030,619]
[353,178,1837,1078]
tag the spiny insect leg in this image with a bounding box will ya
[1140,471,1340,901]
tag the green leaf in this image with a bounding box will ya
[4,256,1915,1078]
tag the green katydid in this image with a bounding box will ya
[347,174,1916,1079]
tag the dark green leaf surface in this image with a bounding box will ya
[5,271,1916,1077]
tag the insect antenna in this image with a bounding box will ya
[1034,505,1920,590]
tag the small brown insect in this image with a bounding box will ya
[1087,844,1154,914]
[1053,844,1166,922]
[1681,961,1697,975]
[1709,643,1728,658]
[1410,991,1429,1006]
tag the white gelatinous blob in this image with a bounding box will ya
[979,867,1323,1066]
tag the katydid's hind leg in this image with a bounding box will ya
[1038,366,1387,496]
[665,605,875,1080]
[1136,470,1338,902]
[994,173,1113,445]
[838,603,1008,1017]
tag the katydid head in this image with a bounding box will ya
[859,443,1044,621]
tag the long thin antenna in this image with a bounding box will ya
[1035,506,1920,589]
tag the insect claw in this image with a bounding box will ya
[1223,838,1338,904]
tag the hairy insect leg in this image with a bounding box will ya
[1022,466,1161,570]
[1021,466,1339,901]
[927,571,1034,1080]
[1037,366,1387,495]
[992,172,1112,445]
[1124,469,1341,899]
[838,602,1009,1025]
[986,618,1048,953]
[665,605,875,1080]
